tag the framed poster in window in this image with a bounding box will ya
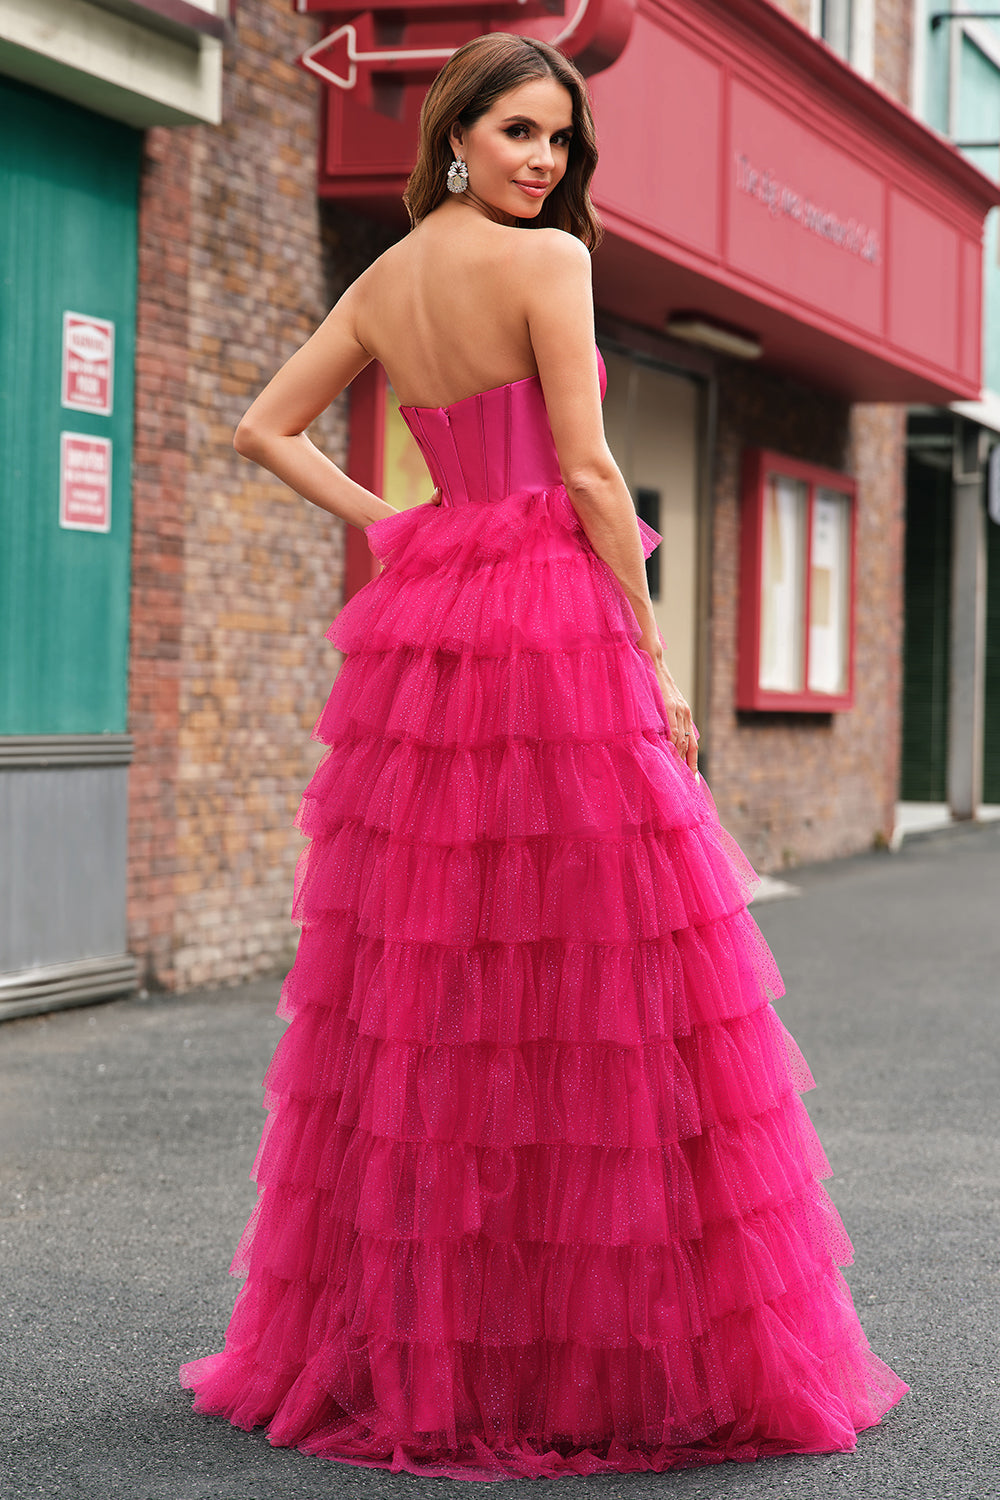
[737,449,856,712]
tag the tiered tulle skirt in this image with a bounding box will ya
[180,485,907,1479]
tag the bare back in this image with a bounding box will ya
[234,201,610,515]
[347,211,546,409]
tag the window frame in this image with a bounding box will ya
[810,0,875,79]
[737,448,858,713]
[820,0,853,60]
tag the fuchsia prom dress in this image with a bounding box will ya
[181,350,907,1479]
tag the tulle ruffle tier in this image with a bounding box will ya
[181,486,907,1478]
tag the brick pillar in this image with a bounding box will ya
[127,125,191,991]
[846,403,907,847]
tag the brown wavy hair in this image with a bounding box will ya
[403,33,602,251]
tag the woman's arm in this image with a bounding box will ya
[523,231,697,770]
[232,285,400,529]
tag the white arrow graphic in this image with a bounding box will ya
[298,24,455,90]
[298,1,591,90]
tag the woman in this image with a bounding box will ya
[181,31,907,1480]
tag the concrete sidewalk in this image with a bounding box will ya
[2,823,999,1500]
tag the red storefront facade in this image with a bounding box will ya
[300,0,999,871]
[587,0,988,405]
[308,0,992,400]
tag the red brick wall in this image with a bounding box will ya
[127,126,191,992]
[128,0,394,989]
[780,0,812,27]
[704,368,904,871]
[875,0,913,105]
[848,403,906,840]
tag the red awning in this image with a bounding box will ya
[589,0,1000,401]
[310,0,1000,401]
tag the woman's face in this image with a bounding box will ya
[448,76,575,225]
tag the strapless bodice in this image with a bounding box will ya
[398,349,607,508]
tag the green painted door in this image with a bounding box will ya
[900,455,951,802]
[0,76,139,734]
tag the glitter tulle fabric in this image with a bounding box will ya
[180,351,907,1479]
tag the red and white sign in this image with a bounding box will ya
[60,434,112,533]
[62,312,115,416]
[298,0,635,81]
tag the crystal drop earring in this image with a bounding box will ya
[446,157,469,194]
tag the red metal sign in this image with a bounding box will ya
[297,0,635,89]
[300,25,455,91]
[62,313,114,417]
[60,434,112,534]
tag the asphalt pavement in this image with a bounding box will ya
[1,821,998,1500]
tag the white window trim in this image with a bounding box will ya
[809,0,875,81]
[852,0,875,81]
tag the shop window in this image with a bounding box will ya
[737,450,856,712]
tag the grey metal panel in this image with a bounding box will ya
[0,735,134,768]
[0,953,138,1022]
[0,765,130,972]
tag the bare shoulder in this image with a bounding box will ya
[522,226,590,260]
[520,227,590,275]
[517,230,591,321]
[518,228,605,478]
[336,237,415,349]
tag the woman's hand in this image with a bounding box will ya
[646,652,698,773]
[429,486,443,506]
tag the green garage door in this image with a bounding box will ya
[0,76,140,1014]
[0,75,138,734]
